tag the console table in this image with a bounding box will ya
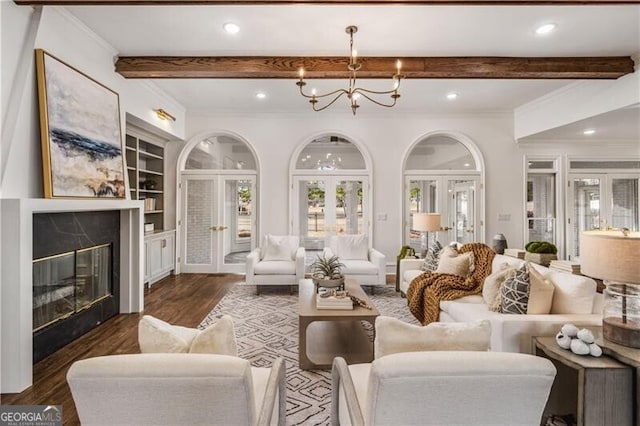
[534,336,633,426]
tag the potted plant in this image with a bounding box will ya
[311,254,345,291]
[524,241,558,266]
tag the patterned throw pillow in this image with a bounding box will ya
[501,263,530,314]
[420,240,442,272]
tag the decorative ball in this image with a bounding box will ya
[589,343,603,357]
[570,339,590,355]
[555,332,572,349]
[561,324,579,338]
[577,328,595,344]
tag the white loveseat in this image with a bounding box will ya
[399,253,603,353]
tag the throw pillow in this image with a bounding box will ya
[189,315,238,356]
[335,234,368,260]
[527,263,555,314]
[482,263,516,312]
[501,263,530,314]
[435,246,475,277]
[420,240,442,272]
[138,314,238,357]
[262,235,297,261]
[374,316,491,359]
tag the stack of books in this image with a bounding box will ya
[316,294,353,310]
[504,249,525,259]
[549,260,581,275]
[143,198,156,212]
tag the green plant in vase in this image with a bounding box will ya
[311,254,345,291]
[524,241,558,266]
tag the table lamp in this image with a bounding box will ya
[412,213,441,256]
[580,229,640,348]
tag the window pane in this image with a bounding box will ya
[186,136,256,170]
[572,178,601,258]
[528,161,555,170]
[406,135,475,170]
[296,136,365,170]
[570,161,640,170]
[611,178,639,231]
[527,174,556,244]
[300,180,326,249]
[408,179,437,249]
[335,180,363,235]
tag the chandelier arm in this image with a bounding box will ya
[298,85,349,100]
[352,85,401,96]
[312,92,349,112]
[356,91,399,108]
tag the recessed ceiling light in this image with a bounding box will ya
[223,22,240,34]
[535,23,556,35]
[255,92,266,99]
[463,163,471,167]
[583,129,596,135]
[446,92,459,100]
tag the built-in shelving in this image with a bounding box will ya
[125,131,166,231]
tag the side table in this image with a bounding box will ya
[533,336,633,426]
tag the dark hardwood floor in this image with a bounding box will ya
[0,273,241,425]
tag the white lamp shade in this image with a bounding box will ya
[580,230,640,284]
[412,213,441,232]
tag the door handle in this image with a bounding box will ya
[219,226,228,230]
[441,226,452,231]
[210,226,218,231]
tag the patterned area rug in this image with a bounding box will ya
[200,284,418,426]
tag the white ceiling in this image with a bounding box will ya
[64,5,640,137]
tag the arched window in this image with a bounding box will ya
[178,133,258,274]
[290,134,372,253]
[403,132,484,252]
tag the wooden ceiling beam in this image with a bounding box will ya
[115,56,634,79]
[14,0,640,5]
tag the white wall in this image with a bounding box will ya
[1,5,186,199]
[180,113,639,265]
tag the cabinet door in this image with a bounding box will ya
[148,238,163,279]
[161,234,175,274]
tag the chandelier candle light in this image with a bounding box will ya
[296,26,404,115]
[580,229,640,348]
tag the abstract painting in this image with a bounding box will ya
[35,49,126,198]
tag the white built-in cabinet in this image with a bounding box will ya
[144,229,176,285]
[125,125,175,286]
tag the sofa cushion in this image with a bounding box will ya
[527,264,555,315]
[254,260,296,275]
[482,263,516,311]
[439,295,484,315]
[374,316,491,359]
[491,254,524,271]
[403,269,423,284]
[435,246,475,277]
[190,315,238,356]
[342,260,378,275]
[501,263,530,315]
[333,234,369,260]
[261,235,298,261]
[420,240,442,272]
[547,270,596,314]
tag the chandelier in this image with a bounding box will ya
[296,25,404,115]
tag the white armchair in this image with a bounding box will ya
[246,234,305,295]
[68,353,286,426]
[331,351,556,426]
[323,234,386,292]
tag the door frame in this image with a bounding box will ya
[291,174,371,248]
[404,174,482,248]
[180,172,257,273]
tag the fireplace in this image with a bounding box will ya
[32,211,120,363]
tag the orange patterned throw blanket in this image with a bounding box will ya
[407,243,496,325]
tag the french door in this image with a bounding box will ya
[181,174,256,273]
[292,176,369,250]
[567,174,639,260]
[405,175,481,249]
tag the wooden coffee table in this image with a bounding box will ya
[298,278,380,370]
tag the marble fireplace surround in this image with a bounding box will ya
[1,199,144,393]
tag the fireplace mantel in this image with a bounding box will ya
[1,198,144,393]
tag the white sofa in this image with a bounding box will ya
[399,253,603,353]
